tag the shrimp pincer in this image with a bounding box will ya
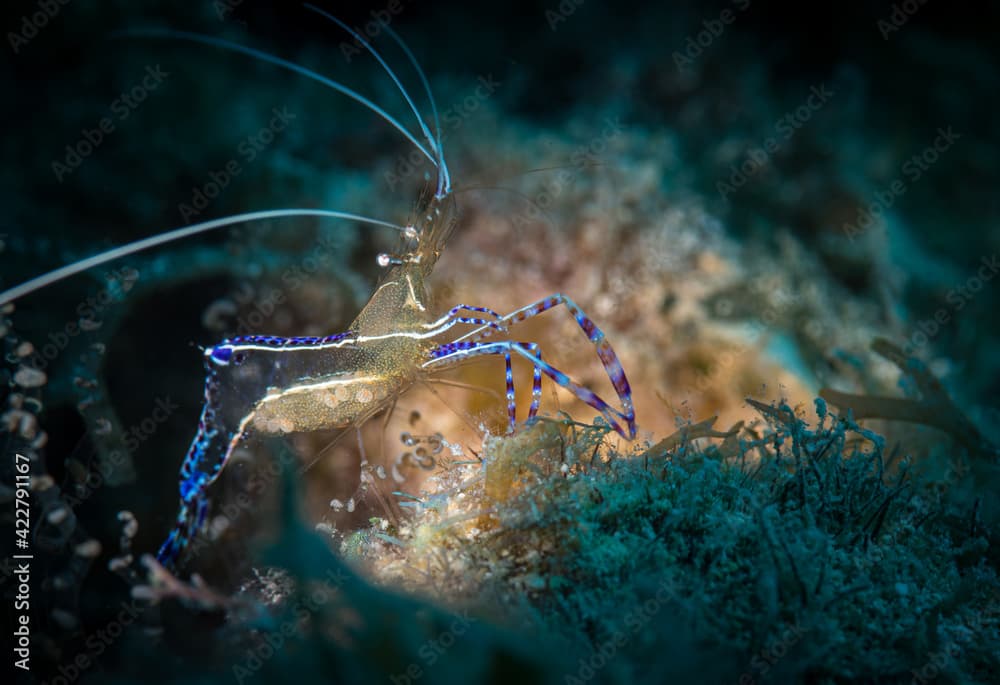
[0,8,638,570]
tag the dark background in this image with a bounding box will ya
[1,1,998,682]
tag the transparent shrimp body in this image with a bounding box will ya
[0,10,638,569]
[160,200,453,564]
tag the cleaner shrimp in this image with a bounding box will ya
[0,5,637,569]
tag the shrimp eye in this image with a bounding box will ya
[208,345,245,366]
[208,346,233,365]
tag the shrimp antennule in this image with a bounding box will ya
[303,6,438,160]
[0,209,403,305]
[304,4,451,197]
[116,28,438,166]
[379,23,450,195]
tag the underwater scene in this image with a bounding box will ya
[2,1,999,683]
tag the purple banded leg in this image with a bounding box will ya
[427,304,507,335]
[454,294,636,438]
[159,330,358,566]
[158,514,185,565]
[157,481,207,566]
[503,350,515,430]
[427,340,634,439]
[500,342,542,431]
[194,494,209,530]
[525,343,543,422]
[159,455,215,565]
[160,434,240,566]
[446,304,503,321]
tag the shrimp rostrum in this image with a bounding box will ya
[0,7,637,569]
